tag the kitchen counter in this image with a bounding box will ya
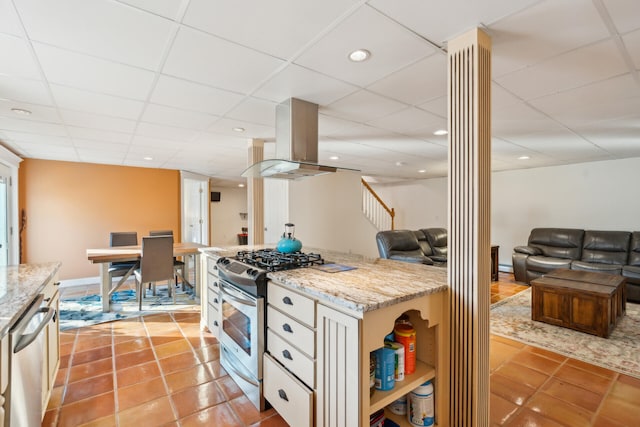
[200,246,448,314]
[0,262,62,337]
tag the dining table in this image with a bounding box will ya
[86,242,207,312]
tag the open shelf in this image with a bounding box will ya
[369,360,435,414]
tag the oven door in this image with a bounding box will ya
[218,280,264,380]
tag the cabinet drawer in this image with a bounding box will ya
[207,257,219,275]
[207,303,220,337]
[267,306,315,358]
[207,281,220,304]
[268,282,315,327]
[267,329,315,389]
[42,277,60,301]
[264,353,313,427]
[207,273,220,293]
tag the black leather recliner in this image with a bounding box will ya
[376,230,434,265]
[422,228,447,264]
[622,232,640,302]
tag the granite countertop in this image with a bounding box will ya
[0,262,62,337]
[200,246,448,313]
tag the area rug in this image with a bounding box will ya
[59,287,199,331]
[490,289,640,378]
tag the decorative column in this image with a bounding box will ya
[247,139,264,245]
[447,28,492,426]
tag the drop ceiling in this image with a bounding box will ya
[0,0,639,185]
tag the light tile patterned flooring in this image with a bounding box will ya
[44,274,640,426]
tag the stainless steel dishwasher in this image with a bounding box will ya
[8,294,55,427]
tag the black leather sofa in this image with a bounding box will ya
[513,228,640,302]
[376,228,447,265]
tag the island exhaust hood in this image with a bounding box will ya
[241,98,342,180]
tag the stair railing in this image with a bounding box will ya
[361,178,395,231]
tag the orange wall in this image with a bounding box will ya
[19,159,181,280]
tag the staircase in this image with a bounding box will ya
[361,178,395,231]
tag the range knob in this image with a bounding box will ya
[218,257,230,266]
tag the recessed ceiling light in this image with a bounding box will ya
[418,169,427,173]
[232,127,245,132]
[518,155,530,160]
[11,108,32,115]
[238,183,245,188]
[143,156,153,161]
[329,156,339,160]
[348,49,371,62]
[433,129,448,136]
[395,161,406,167]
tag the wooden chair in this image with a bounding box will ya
[149,230,187,289]
[108,231,139,294]
[134,236,175,310]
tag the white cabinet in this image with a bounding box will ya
[42,273,60,414]
[264,281,316,427]
[0,334,8,426]
[204,257,221,338]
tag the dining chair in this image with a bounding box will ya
[108,231,139,293]
[134,235,175,310]
[149,229,187,289]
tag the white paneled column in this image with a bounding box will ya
[447,28,492,426]
[248,139,264,245]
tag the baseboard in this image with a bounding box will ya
[59,276,101,288]
[498,264,513,273]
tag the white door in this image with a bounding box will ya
[0,174,8,267]
[264,179,289,244]
[181,172,209,245]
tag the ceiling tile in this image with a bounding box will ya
[366,107,443,134]
[0,117,67,136]
[603,0,640,34]
[149,75,244,115]
[50,84,145,119]
[33,43,156,100]
[15,0,174,69]
[141,103,217,130]
[417,96,446,118]
[163,26,285,94]
[0,0,23,36]
[324,90,406,123]
[529,74,640,126]
[368,0,540,45]
[503,128,611,161]
[489,0,610,77]
[0,99,59,122]
[318,114,360,136]
[183,0,360,59]
[295,5,435,87]
[367,54,447,105]
[623,29,640,68]
[226,98,278,126]
[66,127,131,144]
[206,118,275,140]
[0,75,52,105]
[0,130,72,145]
[118,0,186,20]
[493,102,561,138]
[0,33,41,79]
[253,64,358,106]
[60,109,137,133]
[135,122,199,141]
[496,39,628,101]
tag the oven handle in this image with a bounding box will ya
[221,345,259,387]
[219,281,257,307]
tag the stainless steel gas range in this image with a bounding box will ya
[216,249,324,411]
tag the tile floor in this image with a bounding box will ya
[44,273,640,426]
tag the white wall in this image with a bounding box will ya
[210,186,248,246]
[288,171,380,258]
[371,157,640,269]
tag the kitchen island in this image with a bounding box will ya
[0,262,61,427]
[200,247,450,427]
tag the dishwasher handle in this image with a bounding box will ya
[14,307,55,354]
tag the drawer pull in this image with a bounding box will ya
[213,320,218,327]
[54,282,61,286]
[44,297,51,302]
[278,389,289,402]
[282,349,293,360]
[213,281,219,288]
[282,323,293,333]
[282,296,293,305]
[214,298,219,304]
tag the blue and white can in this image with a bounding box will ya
[374,347,395,391]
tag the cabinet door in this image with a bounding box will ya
[316,304,360,427]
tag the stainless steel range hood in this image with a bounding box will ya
[241,98,341,180]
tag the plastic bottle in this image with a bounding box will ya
[384,341,405,381]
[374,347,395,391]
[408,381,434,427]
[394,322,416,374]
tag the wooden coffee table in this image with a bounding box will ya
[531,269,626,338]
